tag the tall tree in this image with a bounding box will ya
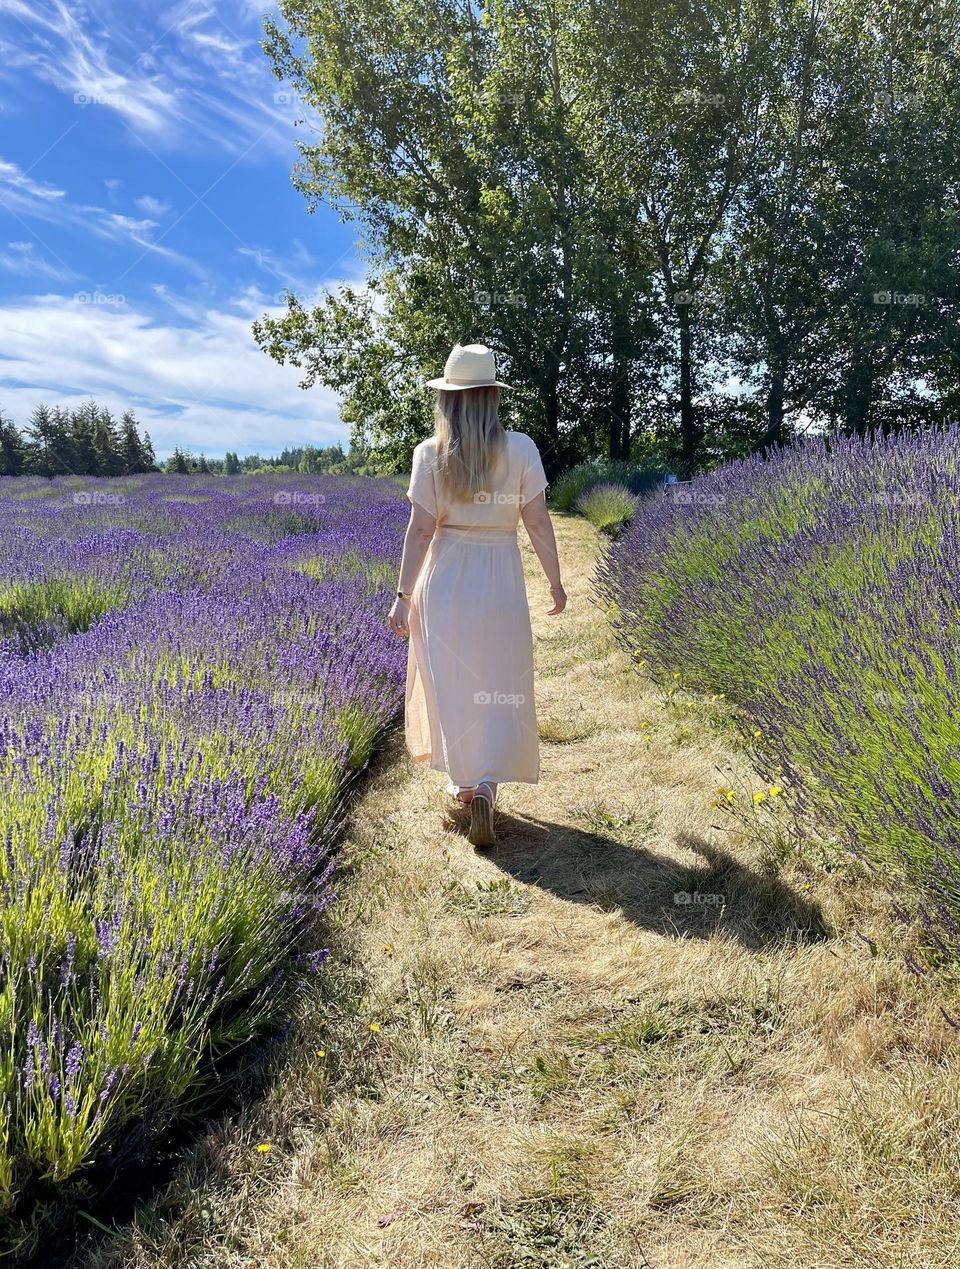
[257,0,960,473]
[258,0,660,476]
[119,411,150,474]
[25,404,71,477]
[141,431,158,471]
[0,412,25,477]
[92,407,123,476]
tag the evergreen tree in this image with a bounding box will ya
[167,447,190,474]
[197,453,211,474]
[0,413,25,477]
[92,407,123,476]
[120,411,147,474]
[223,451,241,475]
[25,404,71,477]
[141,431,158,471]
[68,402,101,475]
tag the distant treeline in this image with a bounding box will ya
[169,444,375,476]
[0,403,157,478]
[0,403,377,478]
[0,403,157,477]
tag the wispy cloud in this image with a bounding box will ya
[237,239,318,292]
[0,153,208,280]
[134,194,172,217]
[0,157,66,206]
[0,289,348,457]
[0,0,302,155]
[0,239,73,281]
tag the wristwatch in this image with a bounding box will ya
[396,589,412,599]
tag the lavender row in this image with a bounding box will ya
[595,426,960,959]
[0,473,406,1241]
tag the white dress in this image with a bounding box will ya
[404,430,549,788]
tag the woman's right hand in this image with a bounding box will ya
[547,584,567,616]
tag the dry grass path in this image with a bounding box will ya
[95,514,960,1269]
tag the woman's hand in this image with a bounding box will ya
[387,597,410,638]
[547,584,567,616]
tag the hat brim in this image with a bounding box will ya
[425,378,511,390]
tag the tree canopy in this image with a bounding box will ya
[255,0,960,475]
[0,403,157,478]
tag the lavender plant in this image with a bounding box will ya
[595,426,960,961]
[0,473,406,1243]
[575,482,641,533]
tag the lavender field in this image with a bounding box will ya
[597,425,960,964]
[0,473,406,1244]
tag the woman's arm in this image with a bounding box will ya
[387,501,437,637]
[520,493,567,616]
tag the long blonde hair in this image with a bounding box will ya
[433,386,506,501]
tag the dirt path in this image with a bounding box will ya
[97,514,959,1269]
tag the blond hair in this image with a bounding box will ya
[433,386,506,502]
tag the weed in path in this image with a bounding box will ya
[444,877,532,918]
[474,1196,614,1268]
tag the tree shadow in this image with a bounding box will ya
[445,808,830,950]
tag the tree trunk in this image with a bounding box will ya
[542,373,561,481]
[763,359,786,450]
[609,315,632,461]
[845,358,875,435]
[678,307,699,474]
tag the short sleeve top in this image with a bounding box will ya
[406,431,548,529]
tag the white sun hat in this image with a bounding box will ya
[425,342,511,390]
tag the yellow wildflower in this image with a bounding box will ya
[769,785,783,797]
[316,1049,326,1058]
[369,1022,381,1033]
[754,791,766,805]
[753,729,762,738]
[256,1143,272,1154]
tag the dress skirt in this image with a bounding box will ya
[405,525,539,785]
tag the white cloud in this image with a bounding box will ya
[0,157,66,204]
[0,153,209,280]
[0,290,349,457]
[87,208,208,280]
[133,194,172,217]
[0,240,73,281]
[0,0,303,155]
[237,240,320,293]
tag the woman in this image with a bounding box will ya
[387,342,566,848]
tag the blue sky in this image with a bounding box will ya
[0,0,365,459]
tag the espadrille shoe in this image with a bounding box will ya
[468,782,497,848]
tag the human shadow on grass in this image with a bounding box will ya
[444,808,829,950]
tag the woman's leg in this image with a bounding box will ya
[448,779,498,804]
[447,780,479,803]
[476,779,498,805]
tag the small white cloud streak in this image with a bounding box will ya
[0,240,73,281]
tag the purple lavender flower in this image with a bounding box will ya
[65,1042,82,1081]
[0,470,408,1197]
